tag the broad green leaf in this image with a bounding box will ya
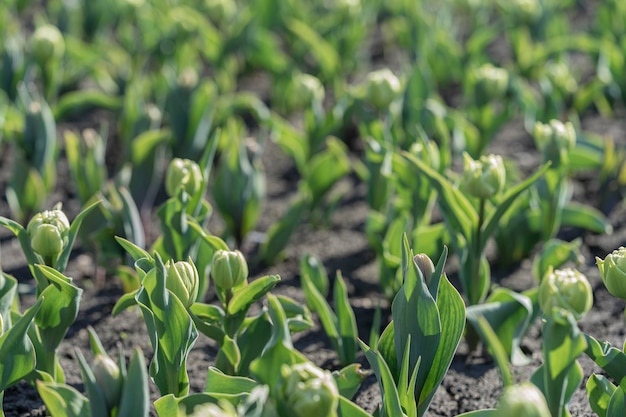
[306,137,351,207]
[302,268,340,353]
[75,350,108,417]
[333,364,369,400]
[112,291,138,316]
[0,216,39,266]
[584,334,626,391]
[154,393,218,417]
[607,387,626,417]
[53,89,121,121]
[114,237,151,263]
[227,275,280,316]
[36,381,90,417]
[34,266,82,351]
[0,298,42,391]
[0,273,18,331]
[205,367,256,395]
[117,348,149,417]
[561,202,612,234]
[454,411,497,417]
[587,374,617,417]
[359,340,405,417]
[418,262,465,415]
[466,288,534,366]
[276,294,314,333]
[337,396,372,417]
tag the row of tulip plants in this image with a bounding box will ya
[2,0,626,415]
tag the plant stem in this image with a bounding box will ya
[470,199,486,305]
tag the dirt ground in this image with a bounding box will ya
[2,103,626,416]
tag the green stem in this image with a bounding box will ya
[470,199,486,305]
[0,390,4,417]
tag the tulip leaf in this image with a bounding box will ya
[359,339,405,417]
[0,216,39,265]
[334,271,358,365]
[587,374,617,417]
[117,348,150,417]
[402,151,476,242]
[466,288,534,366]
[205,367,256,395]
[607,387,626,417]
[56,200,101,272]
[305,137,351,208]
[0,298,42,391]
[154,393,219,417]
[75,350,108,417]
[454,411,497,417]
[36,381,90,417]
[284,18,339,77]
[561,202,612,234]
[115,236,152,263]
[584,334,626,391]
[337,396,372,417]
[480,162,550,251]
[474,316,513,387]
[300,254,329,299]
[333,364,369,400]
[227,275,280,316]
[112,291,138,316]
[0,273,18,332]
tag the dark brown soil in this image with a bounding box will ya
[2,104,626,416]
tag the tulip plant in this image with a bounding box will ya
[406,151,549,305]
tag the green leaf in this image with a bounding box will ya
[305,137,351,207]
[34,266,82,351]
[561,202,612,234]
[0,298,43,391]
[285,18,339,77]
[475,317,513,386]
[584,334,626,391]
[402,152,476,241]
[587,374,617,417]
[480,162,550,250]
[205,367,256,395]
[115,237,152,262]
[0,273,18,332]
[300,254,330,299]
[154,393,219,417]
[334,271,358,365]
[53,89,121,121]
[227,275,280,316]
[56,200,101,272]
[466,288,534,366]
[36,381,90,417]
[0,216,39,266]
[117,348,150,417]
[359,340,405,417]
[337,396,372,417]
[333,364,369,400]
[607,387,626,417]
[75,350,108,417]
[112,291,138,316]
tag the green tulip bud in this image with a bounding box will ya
[545,61,577,96]
[93,354,123,411]
[27,209,70,258]
[362,69,401,111]
[472,63,509,106]
[189,401,238,417]
[30,24,65,65]
[279,362,339,417]
[538,267,593,320]
[597,247,626,301]
[460,152,506,199]
[286,73,325,111]
[496,383,550,417]
[165,158,203,198]
[211,250,248,290]
[166,260,199,307]
[413,253,435,285]
[533,119,576,166]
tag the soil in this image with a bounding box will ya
[1,106,626,417]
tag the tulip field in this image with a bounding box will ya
[2,0,626,416]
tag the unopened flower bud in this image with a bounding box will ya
[539,268,593,320]
[27,209,70,258]
[414,253,435,285]
[211,250,248,290]
[460,153,506,199]
[597,247,626,301]
[362,69,401,111]
[166,260,199,307]
[472,63,509,105]
[533,120,576,166]
[286,73,325,111]
[165,158,203,197]
[31,25,65,64]
[496,383,550,417]
[93,354,123,411]
[279,362,339,417]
